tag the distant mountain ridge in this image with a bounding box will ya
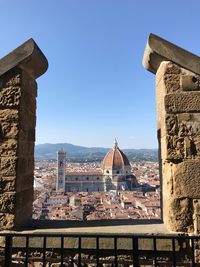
[35,143,158,162]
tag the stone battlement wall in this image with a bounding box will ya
[156,61,200,233]
[143,33,200,234]
[0,39,48,230]
[0,68,36,229]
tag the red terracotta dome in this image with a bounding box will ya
[102,140,130,170]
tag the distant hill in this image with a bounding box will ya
[35,143,158,162]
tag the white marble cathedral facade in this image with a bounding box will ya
[56,140,137,193]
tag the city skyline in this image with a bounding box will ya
[1,1,200,148]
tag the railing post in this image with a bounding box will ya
[25,237,29,267]
[191,238,196,267]
[132,237,140,267]
[96,237,99,266]
[153,238,157,267]
[69,256,74,267]
[61,236,64,267]
[172,238,176,267]
[4,236,12,267]
[78,236,81,267]
[43,236,46,267]
[114,237,118,267]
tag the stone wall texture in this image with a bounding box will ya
[156,61,200,233]
[0,68,37,229]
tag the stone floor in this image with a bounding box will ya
[2,220,174,235]
[29,223,168,234]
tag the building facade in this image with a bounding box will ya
[56,149,66,191]
[57,140,137,193]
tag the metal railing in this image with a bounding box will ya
[1,232,200,266]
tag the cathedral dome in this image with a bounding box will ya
[102,140,131,171]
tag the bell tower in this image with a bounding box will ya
[56,149,66,191]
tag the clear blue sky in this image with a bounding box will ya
[0,1,200,148]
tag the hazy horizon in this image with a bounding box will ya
[35,141,158,150]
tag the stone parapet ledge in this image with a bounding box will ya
[143,33,200,75]
[0,38,48,79]
[1,222,168,235]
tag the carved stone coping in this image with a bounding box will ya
[0,38,48,79]
[143,33,200,75]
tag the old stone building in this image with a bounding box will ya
[143,33,200,234]
[57,140,138,193]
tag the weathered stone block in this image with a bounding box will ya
[2,121,19,139]
[193,199,200,234]
[173,160,200,198]
[0,140,17,157]
[161,113,200,160]
[0,109,18,122]
[0,87,21,108]
[0,193,15,213]
[181,75,200,91]
[193,199,200,215]
[162,135,184,160]
[5,74,21,87]
[165,92,200,113]
[193,215,200,234]
[168,198,193,232]
[0,177,15,192]
[163,62,181,75]
[0,69,21,88]
[0,109,19,139]
[1,157,17,176]
[0,213,14,230]
[164,74,180,93]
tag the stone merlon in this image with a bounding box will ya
[0,38,48,79]
[143,33,200,75]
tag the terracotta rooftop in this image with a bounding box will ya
[66,172,102,176]
[102,141,130,170]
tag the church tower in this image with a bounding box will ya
[56,149,66,191]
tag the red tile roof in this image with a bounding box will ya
[102,146,130,170]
